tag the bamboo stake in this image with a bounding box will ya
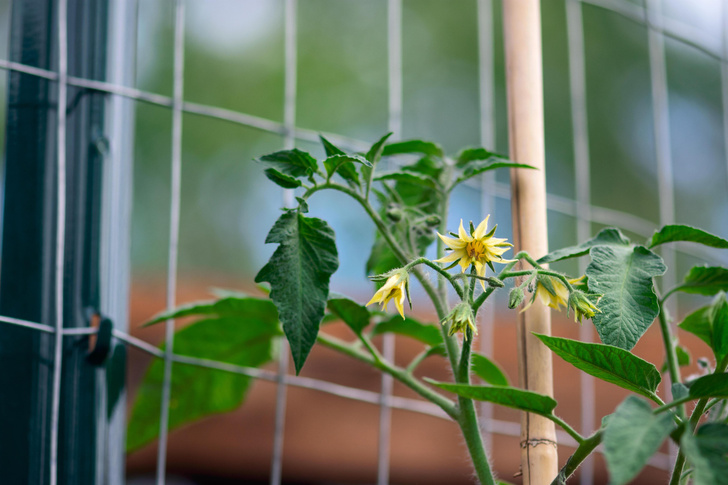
[503,1,559,483]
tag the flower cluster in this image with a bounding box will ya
[366,270,410,319]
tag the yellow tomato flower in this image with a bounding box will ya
[569,290,601,323]
[366,272,408,319]
[434,215,514,289]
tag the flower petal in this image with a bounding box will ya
[437,232,467,249]
[458,220,471,241]
[473,215,490,239]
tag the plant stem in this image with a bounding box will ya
[548,415,584,444]
[669,357,728,484]
[316,333,458,419]
[550,431,603,485]
[656,294,683,421]
[404,257,464,299]
[458,396,496,485]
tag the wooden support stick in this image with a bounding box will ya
[503,1,559,483]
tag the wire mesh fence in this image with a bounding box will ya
[1,0,727,484]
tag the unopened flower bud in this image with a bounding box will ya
[568,290,601,323]
[442,302,477,339]
[425,215,441,227]
[486,277,505,288]
[509,287,525,309]
[386,206,404,222]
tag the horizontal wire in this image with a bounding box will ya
[0,314,672,470]
[0,59,725,265]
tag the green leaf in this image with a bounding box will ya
[471,353,509,386]
[363,133,393,197]
[455,147,509,167]
[144,296,263,327]
[453,160,536,188]
[689,373,728,399]
[319,135,346,157]
[323,154,371,188]
[538,228,631,264]
[672,382,689,401]
[255,210,339,373]
[603,396,675,485]
[127,297,281,452]
[427,381,557,416]
[258,148,318,178]
[586,245,666,350]
[263,167,302,189]
[535,334,661,398]
[681,423,728,485]
[372,315,443,347]
[373,171,437,188]
[677,266,728,297]
[647,224,728,250]
[327,297,370,335]
[713,293,728,357]
[382,139,444,159]
[679,305,713,348]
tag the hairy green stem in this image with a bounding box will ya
[550,431,603,485]
[669,357,728,484]
[549,415,584,444]
[656,294,683,419]
[316,333,458,419]
[404,257,464,299]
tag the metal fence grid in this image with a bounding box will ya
[1,0,728,484]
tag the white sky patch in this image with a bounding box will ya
[187,0,281,53]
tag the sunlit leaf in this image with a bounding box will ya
[587,245,666,350]
[535,334,661,398]
[257,148,317,178]
[455,147,508,167]
[263,167,302,189]
[689,373,728,399]
[255,210,339,373]
[323,154,370,188]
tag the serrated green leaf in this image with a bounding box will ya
[319,135,346,157]
[603,396,675,485]
[538,228,631,264]
[647,224,728,250]
[373,171,437,188]
[455,147,509,167]
[258,148,318,178]
[255,210,339,374]
[535,334,661,398]
[323,154,370,188]
[372,315,443,347]
[679,305,713,347]
[677,266,728,296]
[327,297,370,335]
[382,139,444,159]
[587,245,666,350]
[689,373,728,399]
[471,353,509,386]
[681,423,728,485]
[263,167,302,189]
[428,381,557,416]
[127,297,281,452]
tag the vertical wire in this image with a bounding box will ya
[722,0,728,191]
[156,1,185,484]
[476,0,496,452]
[645,0,678,462]
[565,2,594,484]
[270,1,297,484]
[378,2,402,484]
[49,1,69,484]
